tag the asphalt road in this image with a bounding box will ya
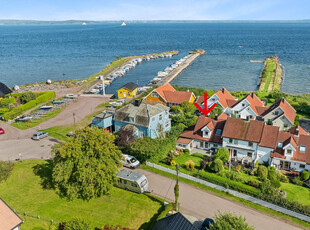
[135,168,304,230]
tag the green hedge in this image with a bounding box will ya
[3,91,56,120]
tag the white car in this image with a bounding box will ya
[121,154,140,169]
[32,131,48,140]
[65,94,77,99]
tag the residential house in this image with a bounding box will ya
[114,100,171,138]
[91,110,114,132]
[0,197,23,230]
[222,117,278,164]
[117,82,138,98]
[270,126,310,172]
[176,116,226,153]
[196,88,237,113]
[258,98,296,131]
[0,82,12,98]
[143,83,196,107]
[152,212,199,230]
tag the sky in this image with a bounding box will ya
[0,0,309,21]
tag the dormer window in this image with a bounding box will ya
[242,103,245,107]
[278,142,283,148]
[129,117,135,123]
[152,92,158,98]
[204,131,209,136]
[274,111,279,115]
[287,149,292,155]
[300,145,306,152]
[216,129,222,135]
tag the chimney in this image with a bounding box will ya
[134,99,141,107]
[186,89,189,92]
[214,114,218,121]
[221,88,224,93]
[296,128,299,136]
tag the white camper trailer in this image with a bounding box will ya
[121,154,140,169]
[115,170,149,193]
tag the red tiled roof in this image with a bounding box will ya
[255,106,269,115]
[291,135,310,164]
[155,83,175,101]
[193,116,213,133]
[259,125,279,148]
[226,99,238,108]
[218,112,228,120]
[270,150,286,159]
[196,96,204,105]
[289,125,308,136]
[176,137,193,144]
[163,91,194,104]
[222,117,264,142]
[233,92,264,115]
[215,88,236,108]
[261,98,296,124]
[0,198,23,230]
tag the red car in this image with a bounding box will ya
[0,128,5,135]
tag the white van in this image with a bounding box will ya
[121,154,140,169]
[115,170,149,193]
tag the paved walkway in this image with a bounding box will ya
[136,168,304,230]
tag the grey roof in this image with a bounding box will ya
[114,103,168,127]
[120,82,138,91]
[152,213,198,230]
[117,170,144,182]
[0,82,12,97]
[94,111,113,119]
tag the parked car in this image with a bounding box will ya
[32,131,48,140]
[115,170,149,193]
[65,94,77,99]
[0,128,5,135]
[201,218,215,230]
[121,154,140,169]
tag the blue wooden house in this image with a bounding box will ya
[91,111,114,132]
[114,100,171,138]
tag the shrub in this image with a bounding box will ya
[268,166,276,172]
[246,179,261,188]
[259,180,275,195]
[59,218,90,230]
[301,170,310,181]
[270,179,281,188]
[278,173,289,183]
[19,92,36,104]
[214,147,229,162]
[209,212,254,230]
[211,159,224,173]
[235,164,242,172]
[0,97,16,108]
[183,149,190,155]
[0,161,14,182]
[254,160,259,168]
[291,177,303,186]
[185,160,195,171]
[256,165,267,179]
[268,170,277,181]
[225,171,242,182]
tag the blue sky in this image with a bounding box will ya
[0,0,309,21]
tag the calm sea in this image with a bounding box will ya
[0,22,309,94]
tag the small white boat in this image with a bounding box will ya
[40,105,53,110]
[121,22,126,26]
[157,71,168,77]
[82,22,87,26]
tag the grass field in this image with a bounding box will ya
[261,59,276,92]
[0,160,163,230]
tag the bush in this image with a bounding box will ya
[271,179,281,188]
[256,165,268,179]
[185,160,195,171]
[268,166,276,172]
[291,177,303,186]
[301,170,310,181]
[259,180,275,195]
[59,218,90,230]
[246,179,261,188]
[209,212,254,230]
[0,97,16,108]
[235,164,242,172]
[225,171,242,182]
[278,173,289,183]
[268,170,277,181]
[183,149,190,155]
[19,92,36,104]
[254,160,259,168]
[214,147,229,163]
[0,161,14,182]
[211,159,224,173]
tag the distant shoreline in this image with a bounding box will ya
[0,19,310,25]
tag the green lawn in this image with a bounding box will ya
[0,160,163,230]
[281,183,310,206]
[260,59,276,92]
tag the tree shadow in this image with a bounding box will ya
[33,160,55,190]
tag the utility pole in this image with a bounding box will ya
[174,164,180,212]
[73,112,76,130]
[229,149,232,172]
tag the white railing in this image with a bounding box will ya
[146,161,310,223]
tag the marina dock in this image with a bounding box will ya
[157,49,205,86]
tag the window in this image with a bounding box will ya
[300,145,306,152]
[242,103,245,107]
[159,114,163,120]
[287,149,292,155]
[233,150,237,157]
[124,180,127,184]
[127,92,130,96]
[300,164,305,169]
[140,179,147,187]
[165,110,168,116]
[229,138,233,143]
[204,131,209,136]
[278,142,283,148]
[119,91,122,94]
[131,183,137,187]
[247,152,252,157]
[165,120,170,128]
[233,139,238,144]
[200,142,203,148]
[140,131,144,137]
[274,110,279,115]
[205,142,209,148]
[213,144,218,147]
[248,141,253,147]
[152,92,158,98]
[119,179,123,183]
[216,129,222,135]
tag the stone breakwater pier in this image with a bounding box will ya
[157,49,206,86]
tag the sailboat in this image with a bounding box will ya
[82,22,87,26]
[121,22,126,26]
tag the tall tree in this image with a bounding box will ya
[115,127,135,147]
[209,212,254,230]
[52,127,122,200]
